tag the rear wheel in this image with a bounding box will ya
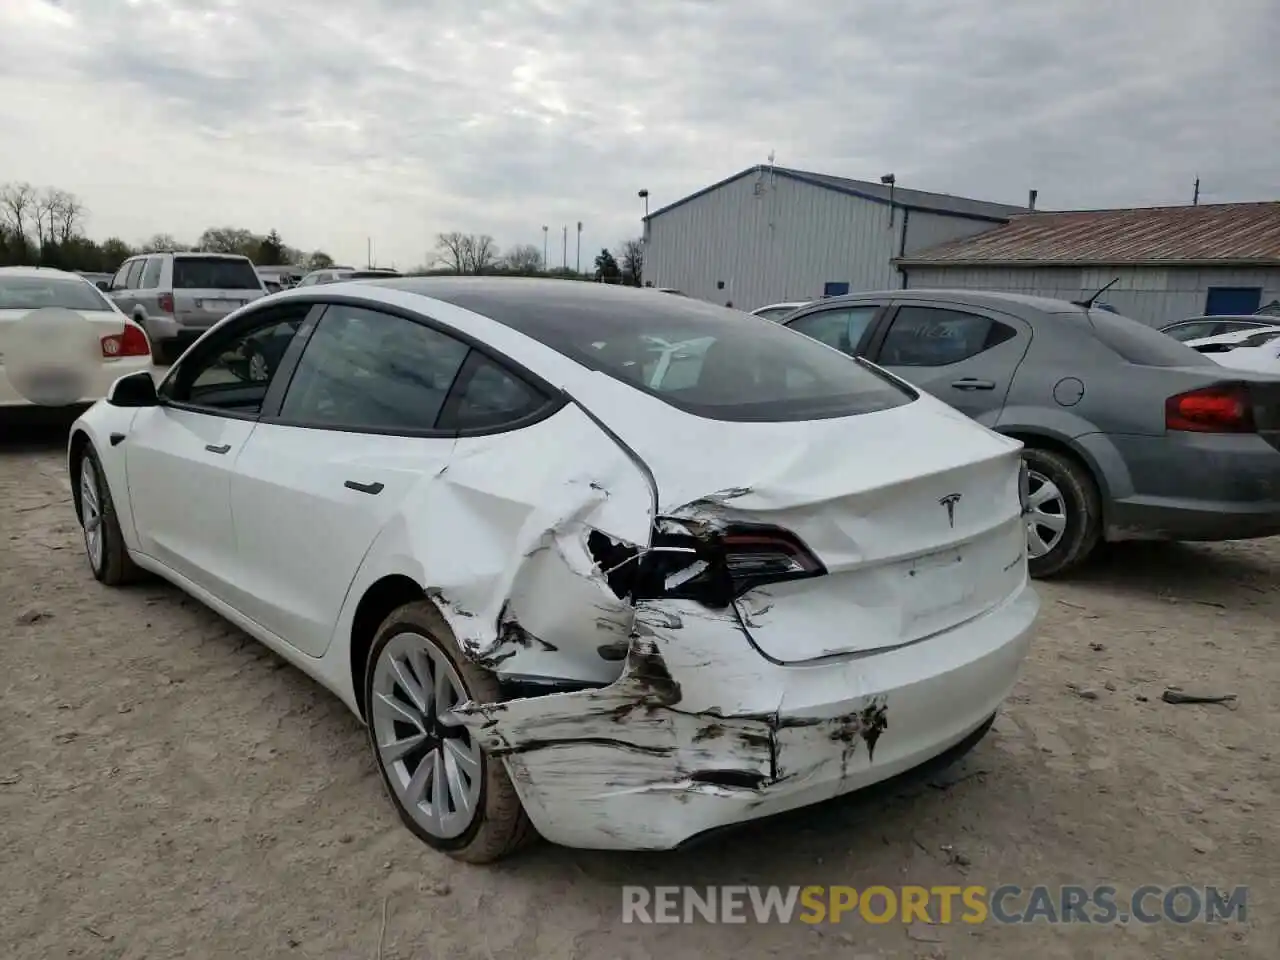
[77,447,140,586]
[364,601,536,863]
[1022,447,1100,579]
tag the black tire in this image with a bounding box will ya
[1022,446,1101,579]
[77,446,141,586]
[364,600,537,864]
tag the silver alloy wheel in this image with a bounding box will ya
[247,350,270,382]
[370,631,483,840]
[1025,468,1068,559]
[80,460,104,572]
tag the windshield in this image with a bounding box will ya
[0,275,114,311]
[395,281,915,422]
[1086,310,1213,367]
[173,257,263,290]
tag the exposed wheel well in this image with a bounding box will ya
[68,430,92,523]
[349,574,426,721]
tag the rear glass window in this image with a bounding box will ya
[1087,310,1212,367]
[400,282,913,422]
[0,276,113,311]
[173,258,263,290]
[1236,329,1280,348]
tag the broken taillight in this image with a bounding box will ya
[632,522,825,608]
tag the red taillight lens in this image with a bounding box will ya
[158,292,175,314]
[1166,384,1255,433]
[622,522,826,607]
[101,323,152,359]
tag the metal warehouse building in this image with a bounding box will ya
[896,202,1280,328]
[641,165,1027,310]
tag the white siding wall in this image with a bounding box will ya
[904,265,1280,328]
[643,174,1003,311]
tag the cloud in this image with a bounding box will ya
[0,0,1276,267]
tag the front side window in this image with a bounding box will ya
[0,276,114,311]
[787,306,880,355]
[164,311,308,413]
[140,257,163,289]
[110,261,132,290]
[173,257,262,290]
[878,306,1017,367]
[278,305,470,431]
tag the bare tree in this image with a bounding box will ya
[138,233,186,253]
[434,231,468,273]
[0,181,38,249]
[55,191,85,243]
[619,237,644,286]
[503,243,543,274]
[198,226,258,256]
[463,234,499,275]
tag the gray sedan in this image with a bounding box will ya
[781,290,1280,578]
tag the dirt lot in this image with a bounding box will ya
[1,422,1275,960]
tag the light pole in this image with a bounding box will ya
[576,222,582,274]
[562,225,568,270]
[541,225,549,272]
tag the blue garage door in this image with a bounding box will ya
[1204,287,1262,315]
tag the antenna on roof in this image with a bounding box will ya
[1192,177,1200,206]
[1074,276,1120,309]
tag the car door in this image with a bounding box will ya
[124,302,316,599]
[109,259,143,314]
[864,301,1032,422]
[226,302,474,655]
[784,303,884,356]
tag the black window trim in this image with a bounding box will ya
[157,302,325,422]
[253,296,567,439]
[865,299,1032,367]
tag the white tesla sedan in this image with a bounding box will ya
[67,278,1039,862]
[1,267,152,409]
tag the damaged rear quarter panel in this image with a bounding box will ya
[342,402,655,686]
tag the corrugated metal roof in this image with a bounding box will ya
[645,165,1026,224]
[896,202,1280,267]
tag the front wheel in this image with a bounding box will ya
[1022,447,1101,579]
[364,601,536,863]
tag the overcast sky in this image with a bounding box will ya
[1,0,1276,269]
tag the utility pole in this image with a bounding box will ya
[576,222,582,273]
[562,225,567,270]
[366,237,371,269]
[542,225,548,271]
[1193,177,1200,206]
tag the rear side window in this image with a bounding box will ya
[878,306,1017,366]
[436,288,911,422]
[439,353,549,431]
[1087,310,1212,367]
[173,257,263,290]
[278,305,470,432]
[140,257,163,289]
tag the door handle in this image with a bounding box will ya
[344,480,385,495]
[951,378,996,391]
[204,443,231,454]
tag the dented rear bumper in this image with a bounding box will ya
[456,581,1038,851]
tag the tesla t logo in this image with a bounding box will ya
[938,493,962,528]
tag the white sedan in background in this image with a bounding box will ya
[0,267,152,410]
[68,278,1038,862]
[1191,327,1280,374]
[751,301,811,322]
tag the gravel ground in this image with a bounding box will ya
[1,420,1275,960]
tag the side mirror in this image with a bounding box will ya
[107,370,159,407]
[96,280,111,292]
